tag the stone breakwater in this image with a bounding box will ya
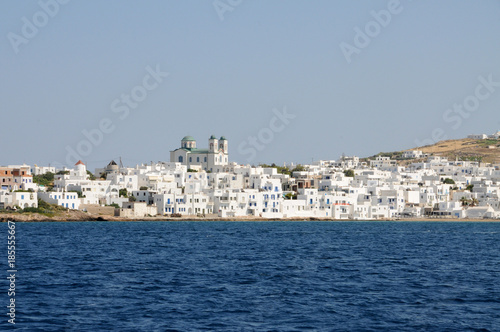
[0,211,101,222]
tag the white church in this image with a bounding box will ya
[170,135,229,171]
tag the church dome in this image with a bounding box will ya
[181,136,196,141]
[209,135,217,139]
[219,136,227,141]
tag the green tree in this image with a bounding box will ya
[258,163,293,176]
[33,172,55,187]
[443,178,455,184]
[344,169,355,177]
[87,170,96,180]
[38,199,52,210]
[466,184,474,192]
[119,188,128,197]
[291,165,306,173]
[276,166,291,176]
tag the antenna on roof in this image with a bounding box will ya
[119,157,124,169]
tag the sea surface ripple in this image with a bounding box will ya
[4,221,500,331]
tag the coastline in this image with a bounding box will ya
[1,212,499,223]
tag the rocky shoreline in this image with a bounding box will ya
[1,212,499,223]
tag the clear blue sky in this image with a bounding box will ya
[1,0,500,171]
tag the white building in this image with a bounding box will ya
[402,150,424,159]
[370,156,398,170]
[38,191,81,210]
[115,202,157,218]
[0,191,38,209]
[154,192,213,216]
[468,134,488,140]
[488,131,500,139]
[170,135,229,172]
[30,165,56,176]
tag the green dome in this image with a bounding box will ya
[219,136,227,141]
[209,135,217,139]
[181,136,196,141]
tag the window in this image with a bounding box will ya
[178,156,183,163]
[189,157,192,162]
[204,157,207,162]
[197,157,200,162]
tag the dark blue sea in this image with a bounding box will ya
[3,221,500,331]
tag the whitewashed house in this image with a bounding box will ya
[402,150,424,159]
[115,202,158,218]
[38,191,80,210]
[0,191,38,209]
[468,134,488,139]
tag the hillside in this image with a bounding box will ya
[369,138,500,165]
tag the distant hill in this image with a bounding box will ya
[367,138,500,164]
